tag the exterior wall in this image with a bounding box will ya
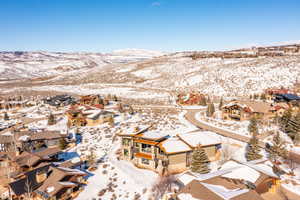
[204,145,216,159]
[167,153,188,173]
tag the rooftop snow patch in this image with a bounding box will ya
[160,137,191,154]
[201,182,249,200]
[178,131,222,147]
[140,130,169,140]
[220,161,260,183]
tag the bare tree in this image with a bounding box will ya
[151,175,176,200]
[24,178,33,200]
[287,158,298,175]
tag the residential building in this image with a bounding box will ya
[118,127,221,174]
[221,101,273,121]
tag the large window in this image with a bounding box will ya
[122,138,130,146]
[141,143,152,153]
[141,158,150,165]
[123,149,129,157]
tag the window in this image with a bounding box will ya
[122,138,130,146]
[123,149,129,157]
[141,144,152,153]
[141,158,150,165]
[158,148,164,155]
[134,142,139,148]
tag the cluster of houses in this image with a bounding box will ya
[0,96,35,110]
[0,147,86,200]
[176,92,206,105]
[65,95,115,127]
[221,88,300,121]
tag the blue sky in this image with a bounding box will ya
[0,0,300,52]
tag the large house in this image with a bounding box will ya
[221,101,273,121]
[66,106,114,127]
[175,160,280,200]
[118,127,221,174]
[0,130,67,152]
[8,165,86,200]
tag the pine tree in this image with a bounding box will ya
[248,117,258,135]
[280,108,293,134]
[246,133,262,161]
[59,138,67,150]
[128,105,134,115]
[206,103,215,117]
[113,95,118,102]
[191,145,210,174]
[4,112,9,121]
[47,113,56,125]
[267,132,288,162]
[219,97,223,110]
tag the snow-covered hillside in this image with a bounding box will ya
[1,45,300,99]
[0,50,164,80]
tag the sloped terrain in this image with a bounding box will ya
[1,46,300,101]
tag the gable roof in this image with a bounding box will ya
[222,101,272,114]
[177,178,263,200]
[36,166,86,198]
[9,164,51,196]
[159,137,191,154]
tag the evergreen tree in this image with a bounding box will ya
[246,133,262,161]
[59,138,67,150]
[219,97,223,110]
[289,111,300,141]
[113,95,118,102]
[191,145,210,174]
[248,117,258,135]
[267,132,288,162]
[249,94,253,100]
[206,103,215,117]
[280,108,293,134]
[128,105,134,115]
[3,112,9,121]
[47,113,56,125]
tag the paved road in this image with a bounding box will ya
[184,109,266,148]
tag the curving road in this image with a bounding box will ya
[184,109,266,148]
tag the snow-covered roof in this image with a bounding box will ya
[201,182,249,200]
[178,131,221,147]
[177,193,199,200]
[140,130,169,140]
[46,186,55,193]
[177,172,196,186]
[220,161,260,183]
[58,181,76,186]
[160,137,191,154]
